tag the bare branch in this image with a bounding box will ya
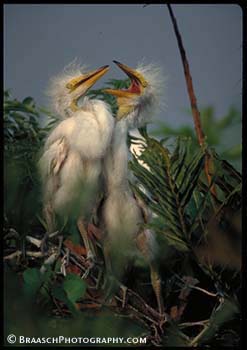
[167,4,217,196]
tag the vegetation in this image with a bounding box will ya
[4,82,241,346]
[152,105,241,171]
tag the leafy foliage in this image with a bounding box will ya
[4,90,58,234]
[130,134,205,252]
[129,127,241,344]
[152,106,241,170]
[4,90,57,155]
[23,268,45,297]
[130,128,241,264]
[52,273,87,316]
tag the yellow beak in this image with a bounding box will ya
[113,60,148,87]
[103,60,148,97]
[66,65,109,92]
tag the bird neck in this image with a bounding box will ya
[70,99,80,112]
[104,119,130,192]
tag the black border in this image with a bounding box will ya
[2,2,246,349]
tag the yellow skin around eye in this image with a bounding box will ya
[65,66,110,111]
[66,75,85,91]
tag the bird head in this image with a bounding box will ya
[47,62,109,118]
[103,60,165,128]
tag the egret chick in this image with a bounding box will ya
[39,62,114,262]
[103,61,165,314]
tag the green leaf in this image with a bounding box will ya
[63,273,86,303]
[23,268,43,297]
[52,285,68,304]
[179,152,205,208]
[130,136,193,249]
[22,96,34,106]
[52,285,78,316]
[52,275,85,317]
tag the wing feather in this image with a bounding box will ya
[39,137,69,200]
[50,137,69,176]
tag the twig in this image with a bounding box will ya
[188,285,218,298]
[179,319,209,329]
[4,228,20,240]
[48,230,60,238]
[25,251,46,258]
[4,251,22,260]
[40,252,59,274]
[60,248,70,276]
[4,250,46,260]
[189,322,210,347]
[167,4,217,197]
[26,235,42,248]
[52,296,66,317]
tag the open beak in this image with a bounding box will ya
[66,65,109,92]
[103,60,148,97]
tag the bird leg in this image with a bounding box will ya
[100,242,121,302]
[43,202,56,234]
[136,230,165,317]
[41,202,56,253]
[101,242,113,290]
[77,217,96,276]
[119,284,128,308]
[149,261,165,317]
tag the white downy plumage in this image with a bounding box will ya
[39,62,114,258]
[102,61,166,314]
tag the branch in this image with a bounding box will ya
[179,319,209,329]
[188,285,218,298]
[167,5,204,146]
[167,4,217,196]
[4,250,46,260]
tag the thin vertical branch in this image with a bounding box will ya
[167,4,216,196]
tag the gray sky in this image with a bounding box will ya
[4,4,242,127]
